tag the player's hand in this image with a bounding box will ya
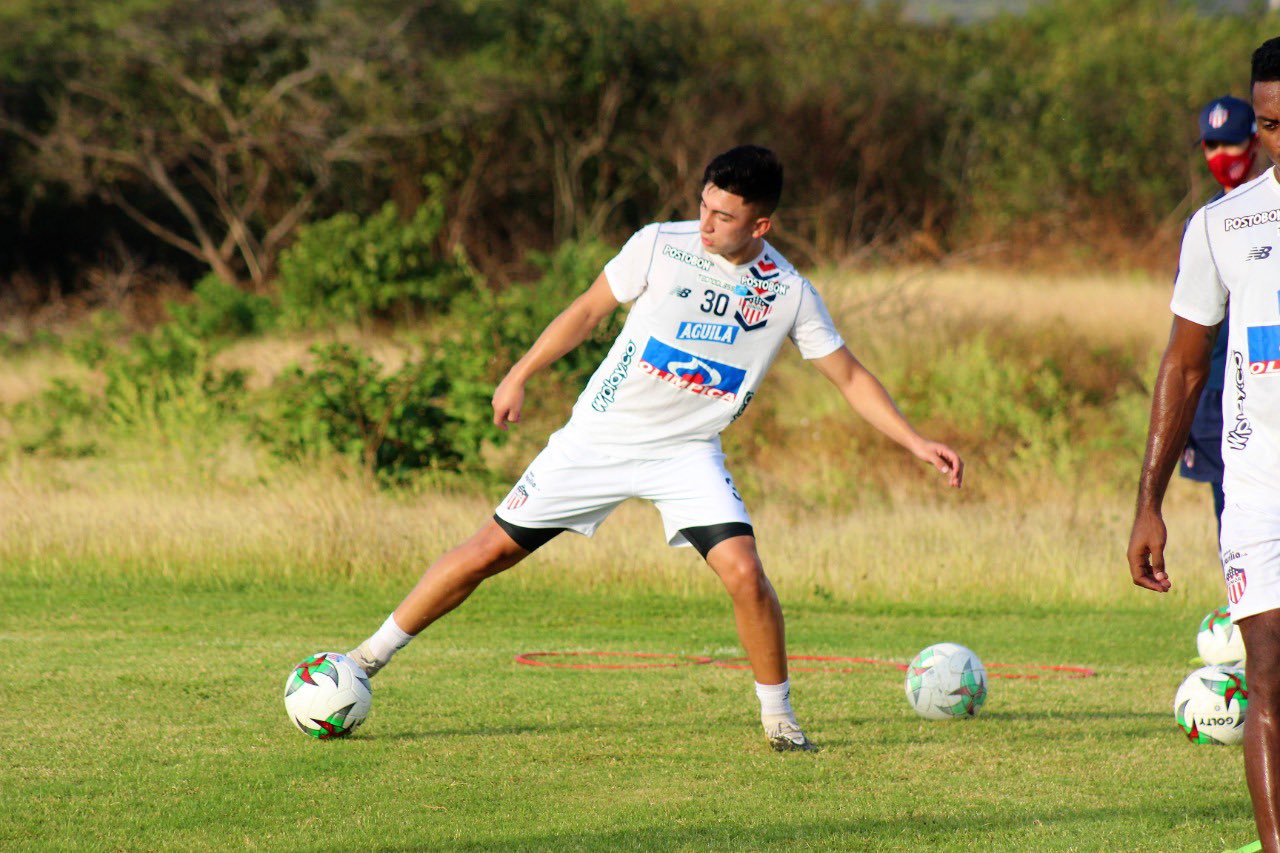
[1127,508,1171,592]
[914,440,964,488]
[491,376,525,430]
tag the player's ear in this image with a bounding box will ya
[751,216,772,240]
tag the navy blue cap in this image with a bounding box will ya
[1199,95,1256,143]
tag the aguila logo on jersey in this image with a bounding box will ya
[1247,246,1272,261]
[1225,564,1247,605]
[638,338,746,402]
[1225,209,1280,231]
[735,285,778,331]
[1246,325,1280,375]
[677,321,738,344]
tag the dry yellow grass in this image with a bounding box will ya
[0,266,1220,609]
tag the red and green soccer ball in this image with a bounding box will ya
[1174,664,1247,745]
[904,642,988,720]
[1196,607,1246,666]
[284,652,372,739]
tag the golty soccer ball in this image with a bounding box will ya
[1196,606,1246,666]
[904,642,988,720]
[1173,664,1247,745]
[284,652,372,739]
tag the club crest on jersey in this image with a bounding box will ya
[677,321,738,344]
[1247,325,1280,375]
[506,485,529,510]
[1225,564,1247,605]
[638,338,746,402]
[734,286,777,331]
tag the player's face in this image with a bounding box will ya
[1253,80,1280,169]
[698,183,771,262]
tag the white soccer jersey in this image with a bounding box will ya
[561,221,844,459]
[1172,168,1280,507]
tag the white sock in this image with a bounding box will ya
[364,613,415,665]
[755,679,795,723]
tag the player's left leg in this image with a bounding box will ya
[1239,610,1280,853]
[697,532,814,752]
[1221,503,1280,852]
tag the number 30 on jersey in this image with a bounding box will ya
[700,289,729,317]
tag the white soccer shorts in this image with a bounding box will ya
[494,429,751,548]
[1220,502,1280,623]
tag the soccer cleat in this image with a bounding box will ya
[765,719,818,752]
[1222,842,1261,853]
[345,643,385,678]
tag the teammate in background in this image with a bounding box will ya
[1178,95,1265,534]
[343,145,964,752]
[1127,38,1280,853]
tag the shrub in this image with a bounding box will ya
[256,343,484,480]
[278,201,478,327]
[169,274,279,340]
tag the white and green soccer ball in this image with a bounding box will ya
[284,652,372,739]
[1197,607,1245,666]
[904,643,988,720]
[1173,664,1247,745]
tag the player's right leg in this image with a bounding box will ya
[347,519,539,676]
[349,429,623,678]
[1239,610,1280,853]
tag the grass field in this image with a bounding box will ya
[0,266,1257,850]
[1,575,1252,850]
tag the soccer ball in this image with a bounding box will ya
[1197,607,1245,665]
[904,643,988,720]
[1173,664,1247,745]
[284,652,372,739]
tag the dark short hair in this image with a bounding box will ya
[1253,36,1280,86]
[702,145,783,215]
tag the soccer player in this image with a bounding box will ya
[348,145,964,752]
[1127,38,1280,852]
[1178,95,1265,534]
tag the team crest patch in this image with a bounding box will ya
[506,485,529,510]
[734,286,777,331]
[1209,104,1229,129]
[1225,565,1247,605]
[1247,324,1280,375]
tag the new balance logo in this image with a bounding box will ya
[670,287,692,298]
[1247,246,1272,261]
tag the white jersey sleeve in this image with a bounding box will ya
[789,279,845,359]
[1171,207,1228,327]
[603,223,661,303]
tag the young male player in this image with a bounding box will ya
[1127,38,1280,852]
[348,145,964,752]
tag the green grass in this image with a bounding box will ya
[2,571,1255,851]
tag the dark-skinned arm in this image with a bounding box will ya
[1126,315,1219,592]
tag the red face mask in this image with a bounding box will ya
[1206,141,1257,191]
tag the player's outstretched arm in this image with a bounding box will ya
[1127,315,1217,592]
[491,271,620,430]
[810,346,963,488]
